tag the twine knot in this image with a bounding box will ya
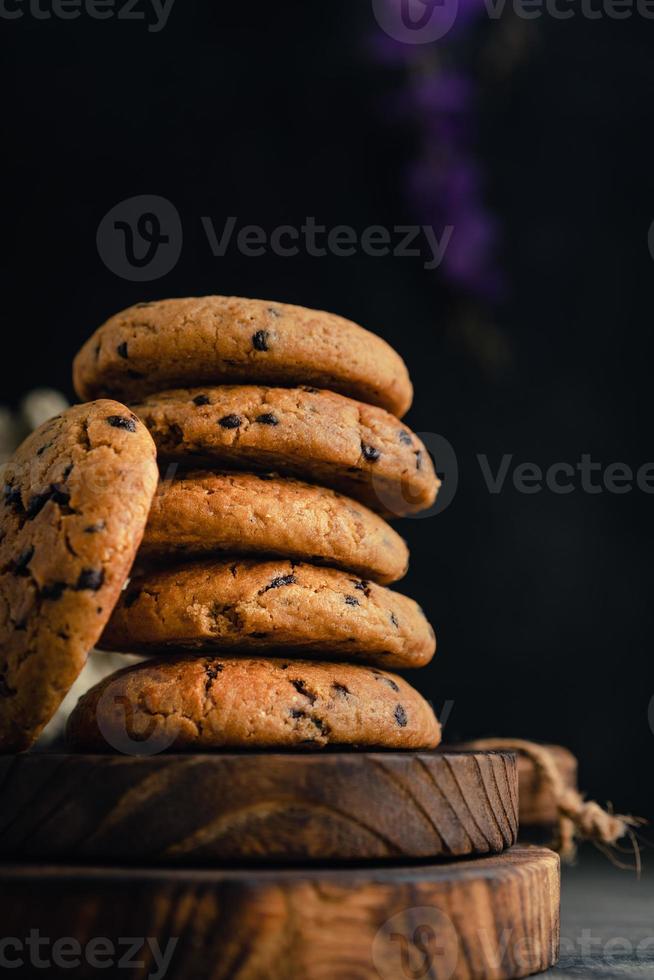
[468,738,645,868]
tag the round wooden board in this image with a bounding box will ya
[0,749,518,864]
[0,847,560,980]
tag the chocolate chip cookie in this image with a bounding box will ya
[100,559,436,669]
[132,385,439,517]
[73,296,413,417]
[66,656,441,750]
[141,471,409,584]
[0,401,158,751]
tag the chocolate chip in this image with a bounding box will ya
[301,386,320,394]
[332,682,350,698]
[260,573,296,594]
[344,595,360,607]
[41,582,67,601]
[0,675,14,698]
[351,579,371,597]
[372,671,399,692]
[390,612,399,628]
[84,522,105,534]
[26,491,52,519]
[252,330,270,351]
[50,484,71,507]
[107,416,137,432]
[361,443,381,463]
[290,708,306,719]
[13,546,34,577]
[205,663,223,691]
[167,423,184,445]
[76,569,105,592]
[4,484,23,512]
[255,413,279,426]
[311,716,329,735]
[399,430,413,446]
[415,450,423,471]
[36,442,53,457]
[15,617,28,632]
[291,679,317,704]
[267,307,282,317]
[394,704,408,727]
[193,395,211,406]
[218,414,242,430]
[123,589,141,608]
[117,342,129,359]
[62,463,74,480]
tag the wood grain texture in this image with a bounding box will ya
[517,745,578,826]
[0,750,518,864]
[0,847,560,980]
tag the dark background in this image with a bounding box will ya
[2,2,653,820]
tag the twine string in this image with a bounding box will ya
[468,738,645,867]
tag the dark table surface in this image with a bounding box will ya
[547,848,654,979]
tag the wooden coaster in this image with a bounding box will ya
[0,750,518,864]
[0,847,560,979]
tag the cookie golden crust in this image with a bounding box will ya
[66,656,442,751]
[0,401,158,751]
[132,385,439,518]
[73,296,413,417]
[140,471,409,585]
[100,559,436,669]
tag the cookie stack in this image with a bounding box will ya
[0,297,441,753]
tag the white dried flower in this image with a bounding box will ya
[20,388,69,432]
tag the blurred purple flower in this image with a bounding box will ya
[371,0,505,303]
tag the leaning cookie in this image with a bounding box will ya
[0,401,158,751]
[132,385,439,517]
[73,296,413,417]
[140,471,409,584]
[100,559,436,669]
[66,656,442,751]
